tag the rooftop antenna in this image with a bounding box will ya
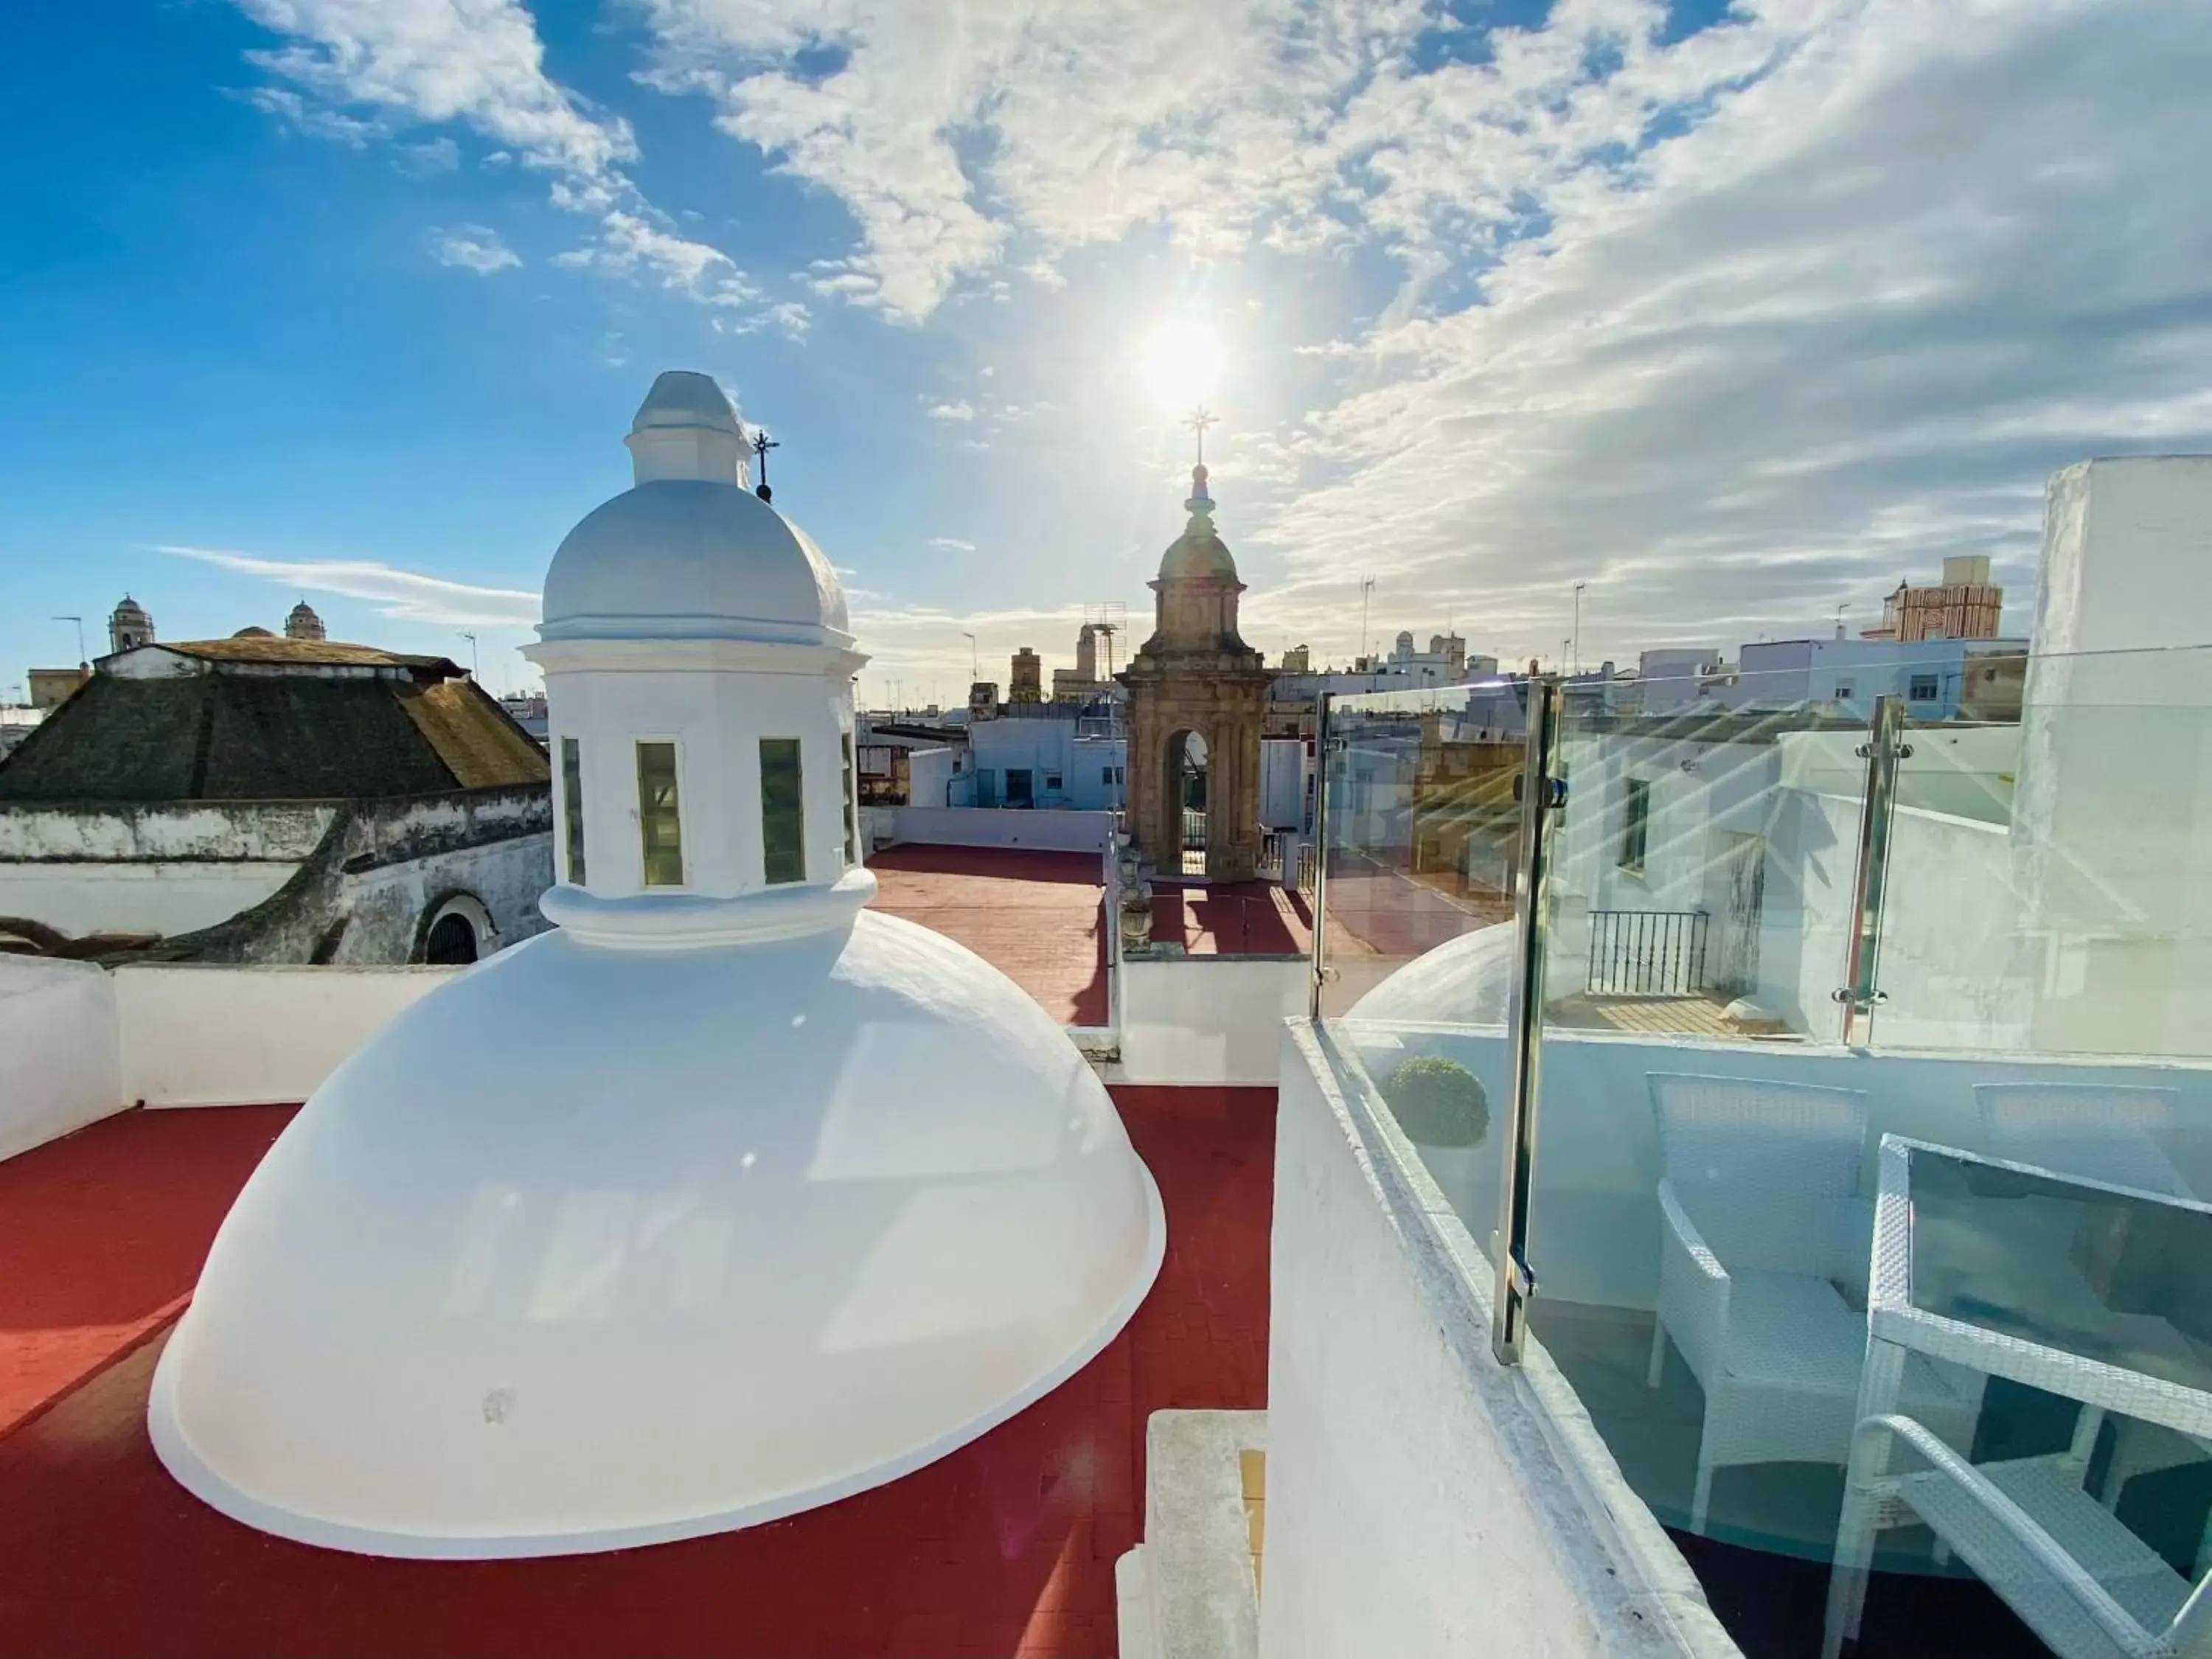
[459,631,479,681]
[1572,581,1587,675]
[1835,601,1849,640]
[54,615,85,665]
[1358,578,1374,664]
[1186,406,1217,468]
[751,428,780,503]
[961,630,978,682]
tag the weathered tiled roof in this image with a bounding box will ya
[0,657,547,802]
[155,638,462,672]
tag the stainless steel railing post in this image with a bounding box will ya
[1493,676,1564,1366]
[1309,691,1333,1020]
[1835,695,1910,1046]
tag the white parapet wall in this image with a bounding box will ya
[1262,1021,1733,1659]
[886,805,1116,853]
[0,956,122,1163]
[1118,957,1310,1085]
[112,963,458,1108]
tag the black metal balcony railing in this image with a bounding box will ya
[1586,908,1711,996]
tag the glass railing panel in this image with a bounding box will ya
[1534,665,1868,1045]
[1514,667,1893,1558]
[1874,644,2212,1060]
[1315,683,1526,1269]
[1316,684,1525,1022]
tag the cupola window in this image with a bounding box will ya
[841,733,859,867]
[560,737,587,885]
[636,740,685,887]
[761,738,806,886]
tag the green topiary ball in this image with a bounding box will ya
[1382,1054,1491,1148]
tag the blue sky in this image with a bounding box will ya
[3,0,2208,703]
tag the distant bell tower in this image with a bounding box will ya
[1118,409,1273,883]
[109,594,154,655]
[285,601,327,642]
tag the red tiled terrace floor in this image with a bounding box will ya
[866,844,1109,1026]
[0,1085,1273,1658]
[1148,882,1312,956]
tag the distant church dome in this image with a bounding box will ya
[285,600,326,642]
[150,369,1164,1560]
[1155,464,1241,583]
[232,626,276,639]
[540,371,848,647]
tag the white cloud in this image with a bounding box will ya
[153,545,539,627]
[554,208,759,303]
[241,84,380,145]
[236,0,633,181]
[925,400,975,422]
[396,135,460,173]
[928,536,976,552]
[431,223,521,274]
[727,298,812,339]
[232,0,810,319]
[633,0,1817,319]
[629,0,2212,664]
[1239,0,2212,661]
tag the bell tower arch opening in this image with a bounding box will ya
[1164,728,1209,876]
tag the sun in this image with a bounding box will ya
[1137,313,1225,415]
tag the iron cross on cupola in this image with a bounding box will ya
[1186,406,1217,467]
[751,428,780,503]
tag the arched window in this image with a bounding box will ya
[420,894,494,964]
[425,912,479,964]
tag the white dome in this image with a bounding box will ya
[150,909,1164,1557]
[538,370,849,646]
[1346,920,1517,1025]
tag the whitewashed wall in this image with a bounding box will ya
[0,956,122,1162]
[1754,789,2019,1044]
[1118,958,1309,1085]
[113,963,457,1107]
[906,747,956,810]
[887,805,1116,852]
[0,861,300,939]
[1263,1023,1731,1659]
[0,801,330,939]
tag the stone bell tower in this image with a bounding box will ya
[1119,438,1272,883]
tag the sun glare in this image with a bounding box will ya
[1137,314,1225,415]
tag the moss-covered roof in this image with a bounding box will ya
[0,658,547,802]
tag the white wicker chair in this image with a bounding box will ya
[1975,1081,2209,1512]
[1646,1073,1983,1532]
[1830,1414,2212,1659]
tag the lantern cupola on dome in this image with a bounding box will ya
[148,370,1166,1559]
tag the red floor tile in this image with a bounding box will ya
[0,1104,294,1437]
[0,1085,1274,1658]
[866,844,1110,1026]
[1149,883,1313,956]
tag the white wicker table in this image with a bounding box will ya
[1821,1136,2212,1659]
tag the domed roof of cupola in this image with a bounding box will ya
[1155,465,1242,585]
[540,371,849,647]
[147,367,1166,1560]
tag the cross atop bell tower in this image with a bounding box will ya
[1186,406,1216,468]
